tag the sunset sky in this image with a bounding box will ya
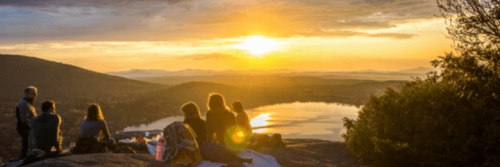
[0,0,453,72]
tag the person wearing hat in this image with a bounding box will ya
[16,86,38,159]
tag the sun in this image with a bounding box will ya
[233,36,279,56]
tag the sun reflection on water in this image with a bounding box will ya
[250,113,271,133]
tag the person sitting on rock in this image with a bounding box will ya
[181,102,208,145]
[29,100,63,155]
[73,104,115,154]
[206,93,237,145]
[232,101,252,135]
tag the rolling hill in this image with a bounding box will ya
[0,54,168,160]
[0,54,166,101]
[0,54,403,162]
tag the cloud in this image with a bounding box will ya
[0,0,440,43]
[293,30,415,39]
[0,0,193,8]
[366,33,415,39]
[177,53,237,60]
[161,0,195,5]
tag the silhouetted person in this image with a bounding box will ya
[79,104,115,150]
[232,101,252,135]
[16,86,37,159]
[206,94,236,145]
[29,100,63,154]
[181,102,207,145]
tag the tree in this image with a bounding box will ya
[436,0,500,108]
[438,0,500,52]
[343,0,500,166]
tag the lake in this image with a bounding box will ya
[122,102,361,141]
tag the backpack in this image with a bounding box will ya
[162,121,202,166]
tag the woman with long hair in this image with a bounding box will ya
[74,104,115,153]
[181,102,207,145]
[206,93,236,145]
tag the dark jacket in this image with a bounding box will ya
[29,112,63,153]
[16,98,36,131]
[236,112,252,134]
[184,117,208,144]
[206,108,236,145]
[80,119,111,140]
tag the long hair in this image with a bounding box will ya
[207,93,229,112]
[232,101,244,113]
[86,104,104,122]
[181,102,201,119]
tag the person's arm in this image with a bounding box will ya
[101,120,111,140]
[206,113,214,142]
[229,113,236,126]
[245,113,253,134]
[19,102,35,125]
[236,114,244,127]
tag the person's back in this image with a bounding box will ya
[232,101,252,134]
[80,119,111,140]
[184,117,207,144]
[73,104,115,154]
[29,101,62,153]
[206,94,237,145]
[206,109,236,144]
[181,102,208,145]
[236,112,252,134]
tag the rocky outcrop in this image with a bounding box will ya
[24,153,162,167]
[11,139,365,167]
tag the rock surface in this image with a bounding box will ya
[24,153,161,167]
[18,139,365,167]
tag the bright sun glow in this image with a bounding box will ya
[250,113,271,133]
[233,36,279,56]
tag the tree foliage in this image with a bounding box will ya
[343,0,500,166]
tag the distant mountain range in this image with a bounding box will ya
[106,68,295,78]
[106,67,436,82]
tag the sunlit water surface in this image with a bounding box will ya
[122,102,360,141]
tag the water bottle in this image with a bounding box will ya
[155,137,164,161]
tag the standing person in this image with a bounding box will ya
[29,100,63,154]
[206,94,236,145]
[16,86,37,159]
[76,104,115,152]
[181,102,207,145]
[232,101,252,135]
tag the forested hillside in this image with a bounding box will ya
[0,55,402,161]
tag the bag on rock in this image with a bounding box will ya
[162,121,202,166]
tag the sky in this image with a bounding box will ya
[0,0,453,72]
